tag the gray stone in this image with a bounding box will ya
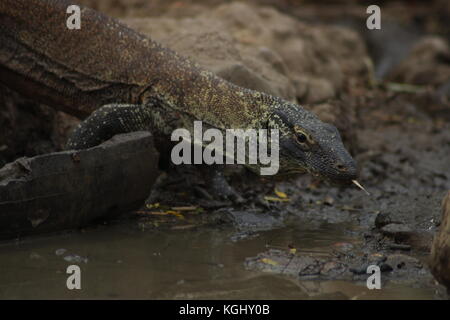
[381,223,413,238]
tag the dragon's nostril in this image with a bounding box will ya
[336,163,347,172]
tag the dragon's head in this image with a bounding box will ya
[267,99,357,184]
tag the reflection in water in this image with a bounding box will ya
[0,219,436,299]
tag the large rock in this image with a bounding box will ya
[430,191,450,293]
[123,2,369,105]
[389,37,450,87]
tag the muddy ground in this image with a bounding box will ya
[0,0,449,298]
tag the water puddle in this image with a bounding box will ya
[0,219,437,299]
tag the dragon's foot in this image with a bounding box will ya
[148,165,244,205]
[207,169,245,204]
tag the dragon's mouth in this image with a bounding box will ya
[302,165,368,194]
[276,162,357,184]
[275,166,307,176]
[305,166,357,185]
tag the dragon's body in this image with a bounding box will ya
[0,0,357,190]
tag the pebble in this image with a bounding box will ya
[384,253,422,270]
[368,253,386,264]
[63,254,88,264]
[380,223,413,237]
[55,248,67,256]
[375,212,392,229]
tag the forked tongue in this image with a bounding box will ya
[352,180,370,196]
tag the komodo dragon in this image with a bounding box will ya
[0,0,358,201]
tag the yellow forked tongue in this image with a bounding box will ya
[352,180,370,196]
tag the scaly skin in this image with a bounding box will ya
[0,0,357,184]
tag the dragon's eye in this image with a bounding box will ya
[293,126,313,147]
[295,132,307,144]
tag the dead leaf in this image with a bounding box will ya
[166,210,185,219]
[135,210,168,216]
[171,206,198,211]
[264,196,290,202]
[274,189,288,199]
[146,203,160,209]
